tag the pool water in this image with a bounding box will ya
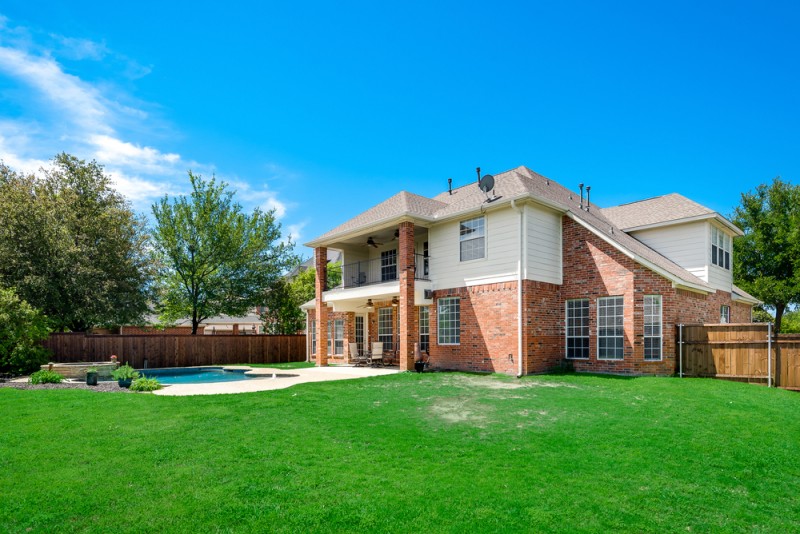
[139,367,257,385]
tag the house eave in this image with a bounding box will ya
[304,214,435,249]
[622,213,744,236]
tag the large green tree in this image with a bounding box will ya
[0,154,152,331]
[732,177,800,332]
[152,172,297,334]
[0,287,51,375]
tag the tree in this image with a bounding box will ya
[152,172,298,334]
[0,154,152,331]
[732,177,800,333]
[0,287,51,375]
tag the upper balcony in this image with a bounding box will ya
[328,254,430,289]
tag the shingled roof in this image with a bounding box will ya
[306,166,729,292]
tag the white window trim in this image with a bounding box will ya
[711,226,731,271]
[459,216,487,263]
[720,305,731,324]
[437,297,461,345]
[565,299,590,360]
[643,295,663,361]
[597,296,624,361]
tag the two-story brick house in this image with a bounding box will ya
[303,166,758,375]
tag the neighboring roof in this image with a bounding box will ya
[305,165,722,292]
[135,313,262,327]
[601,193,742,235]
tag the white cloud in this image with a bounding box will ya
[285,222,305,243]
[0,16,297,228]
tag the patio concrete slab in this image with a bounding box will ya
[152,365,400,396]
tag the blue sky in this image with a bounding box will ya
[0,1,797,257]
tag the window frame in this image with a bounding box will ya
[459,216,486,262]
[381,249,397,281]
[565,299,590,359]
[327,319,344,355]
[310,319,316,356]
[711,226,731,270]
[437,297,461,345]
[597,296,624,360]
[643,295,662,361]
[419,306,430,352]
[378,307,394,352]
[720,305,731,324]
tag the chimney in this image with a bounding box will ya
[585,186,591,211]
[579,183,584,209]
[448,178,452,195]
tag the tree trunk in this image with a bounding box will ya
[775,303,786,334]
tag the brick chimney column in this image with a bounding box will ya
[398,222,416,371]
[315,247,329,367]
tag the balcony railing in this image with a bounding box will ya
[328,254,430,289]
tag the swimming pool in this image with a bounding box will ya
[139,367,260,385]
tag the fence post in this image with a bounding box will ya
[678,324,684,378]
[767,322,772,388]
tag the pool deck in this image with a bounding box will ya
[152,365,401,396]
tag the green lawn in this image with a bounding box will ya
[1,373,798,533]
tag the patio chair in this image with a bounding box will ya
[368,342,384,367]
[348,342,367,367]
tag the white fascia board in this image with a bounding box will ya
[566,212,712,294]
[623,213,743,236]
[732,292,762,305]
[431,193,567,226]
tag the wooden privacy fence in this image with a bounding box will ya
[42,333,307,369]
[678,323,800,389]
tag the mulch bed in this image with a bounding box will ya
[0,380,137,393]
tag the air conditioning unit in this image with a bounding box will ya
[424,289,433,300]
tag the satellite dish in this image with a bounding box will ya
[478,174,495,193]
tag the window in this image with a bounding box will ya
[327,319,344,355]
[643,295,662,361]
[423,241,429,277]
[720,305,730,324]
[711,227,731,270]
[598,296,624,360]
[566,299,590,359]
[355,316,364,353]
[310,319,316,355]
[381,249,397,281]
[459,216,485,261]
[378,308,394,351]
[419,306,430,352]
[437,297,460,345]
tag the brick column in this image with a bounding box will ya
[398,222,416,371]
[315,246,329,366]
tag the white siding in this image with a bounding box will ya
[428,208,519,289]
[525,204,562,285]
[707,222,734,292]
[630,221,708,282]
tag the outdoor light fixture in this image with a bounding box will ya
[391,296,399,307]
[365,299,374,310]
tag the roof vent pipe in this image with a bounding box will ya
[578,183,584,209]
[448,178,452,195]
[585,186,591,212]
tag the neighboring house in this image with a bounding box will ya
[303,166,759,375]
[120,313,263,335]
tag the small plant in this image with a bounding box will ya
[111,364,140,381]
[29,370,64,384]
[85,366,98,374]
[130,377,162,392]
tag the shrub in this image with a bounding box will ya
[130,377,162,392]
[29,370,64,384]
[0,287,51,376]
[111,364,140,381]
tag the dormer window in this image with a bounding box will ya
[711,226,730,270]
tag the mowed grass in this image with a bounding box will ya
[1,373,799,533]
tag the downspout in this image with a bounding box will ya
[511,199,524,377]
[767,322,772,388]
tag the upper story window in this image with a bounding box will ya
[711,226,731,270]
[459,216,485,262]
[381,249,397,281]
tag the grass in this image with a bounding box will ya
[1,373,799,533]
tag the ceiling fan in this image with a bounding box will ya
[364,237,383,248]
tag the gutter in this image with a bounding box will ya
[511,199,525,377]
